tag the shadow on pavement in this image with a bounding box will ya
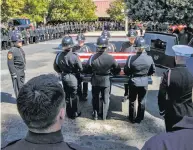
[1,92,16,104]
[80,135,139,150]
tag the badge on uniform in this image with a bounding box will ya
[8,52,13,60]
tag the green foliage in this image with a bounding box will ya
[128,0,193,23]
[23,0,50,22]
[107,0,125,21]
[1,0,25,22]
[49,0,97,21]
[1,0,97,23]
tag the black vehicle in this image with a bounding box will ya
[145,31,193,75]
[144,32,178,68]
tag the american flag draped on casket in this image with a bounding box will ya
[78,52,135,67]
[77,52,153,84]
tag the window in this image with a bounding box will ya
[151,39,166,51]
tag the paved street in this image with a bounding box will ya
[1,37,165,150]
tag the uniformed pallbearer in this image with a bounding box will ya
[124,37,155,123]
[101,30,116,52]
[84,36,121,120]
[54,36,82,119]
[7,33,26,98]
[72,33,92,101]
[158,45,193,132]
[121,29,138,102]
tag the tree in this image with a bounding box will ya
[107,0,125,21]
[1,0,25,22]
[47,0,97,21]
[22,0,50,23]
[128,0,193,23]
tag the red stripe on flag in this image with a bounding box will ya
[79,56,129,59]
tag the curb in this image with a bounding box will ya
[69,34,126,38]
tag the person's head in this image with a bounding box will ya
[127,29,137,44]
[17,74,65,133]
[11,33,23,48]
[134,37,147,52]
[172,45,193,65]
[101,30,110,40]
[61,36,74,51]
[76,33,85,47]
[95,36,109,52]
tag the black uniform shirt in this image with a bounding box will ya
[120,41,135,52]
[2,130,91,150]
[107,43,116,52]
[54,50,83,74]
[85,51,121,87]
[72,45,92,53]
[142,116,193,150]
[124,51,155,86]
[158,64,193,122]
[7,47,26,75]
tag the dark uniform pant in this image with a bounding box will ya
[11,73,25,98]
[92,86,110,120]
[62,74,79,118]
[124,84,129,96]
[77,82,88,100]
[129,85,147,122]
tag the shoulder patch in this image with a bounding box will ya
[7,52,13,60]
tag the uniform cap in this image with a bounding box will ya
[95,36,109,48]
[76,33,85,41]
[127,29,137,37]
[61,36,74,49]
[11,33,23,42]
[172,45,193,57]
[133,37,146,48]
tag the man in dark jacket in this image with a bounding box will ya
[142,116,193,150]
[2,74,91,150]
[84,36,121,120]
[124,37,155,123]
[72,33,91,101]
[158,45,193,132]
[121,29,138,102]
[54,36,82,119]
[142,46,193,149]
[7,33,26,98]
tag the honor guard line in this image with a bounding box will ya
[78,52,153,84]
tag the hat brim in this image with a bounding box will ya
[127,34,137,37]
[172,45,193,57]
[94,44,108,48]
[62,45,74,50]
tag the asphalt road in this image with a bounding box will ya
[1,37,165,150]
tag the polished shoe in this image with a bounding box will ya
[71,112,81,119]
[128,118,135,124]
[135,118,142,124]
[92,111,98,120]
[82,96,88,101]
[122,96,128,102]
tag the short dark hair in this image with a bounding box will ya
[17,74,65,130]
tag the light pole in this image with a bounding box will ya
[122,2,129,33]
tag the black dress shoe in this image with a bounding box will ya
[71,112,81,119]
[122,96,128,102]
[82,96,88,101]
[128,118,135,124]
[135,118,142,124]
[92,111,98,120]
